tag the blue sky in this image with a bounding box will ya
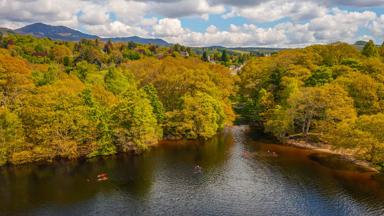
[0,0,384,47]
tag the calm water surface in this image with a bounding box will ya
[1,126,384,216]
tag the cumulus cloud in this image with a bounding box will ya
[0,0,383,47]
[78,4,110,25]
[107,0,148,24]
[370,14,384,37]
[149,8,382,47]
[210,0,384,8]
[148,0,225,18]
[308,9,376,42]
[151,20,287,47]
[85,21,149,37]
[0,0,79,21]
[223,1,328,22]
[153,18,186,37]
[330,0,384,7]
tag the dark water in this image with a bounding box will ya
[1,126,384,216]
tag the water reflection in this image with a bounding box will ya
[0,126,384,216]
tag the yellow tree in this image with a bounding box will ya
[0,108,25,165]
[290,84,356,137]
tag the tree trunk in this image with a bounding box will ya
[305,117,311,137]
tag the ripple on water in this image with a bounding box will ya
[1,126,384,216]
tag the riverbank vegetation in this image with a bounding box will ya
[0,34,235,165]
[237,40,384,169]
[2,32,384,169]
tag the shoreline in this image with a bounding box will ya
[284,139,380,173]
[1,127,381,174]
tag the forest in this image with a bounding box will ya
[0,34,235,165]
[1,32,384,169]
[237,40,384,168]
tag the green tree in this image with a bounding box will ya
[362,40,379,57]
[264,105,293,142]
[290,84,356,137]
[202,51,209,62]
[0,108,24,165]
[32,64,59,86]
[336,72,381,115]
[112,89,160,151]
[327,115,384,165]
[305,66,333,86]
[221,49,229,62]
[73,60,97,82]
[143,84,165,123]
[82,88,115,157]
[127,41,137,50]
[104,67,134,95]
[356,114,384,163]
[123,50,140,61]
[104,39,113,54]
[164,91,225,139]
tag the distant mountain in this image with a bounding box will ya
[15,23,98,41]
[106,36,169,46]
[0,27,14,35]
[205,45,227,50]
[192,46,284,56]
[353,40,382,51]
[13,23,169,46]
[354,40,368,46]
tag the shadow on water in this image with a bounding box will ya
[0,153,157,214]
[1,126,384,216]
[243,131,384,215]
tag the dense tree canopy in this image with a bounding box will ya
[2,32,384,169]
[237,41,384,167]
[0,34,236,165]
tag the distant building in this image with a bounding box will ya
[208,56,217,64]
[180,51,189,57]
[229,65,244,75]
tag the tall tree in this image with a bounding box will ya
[221,49,229,62]
[362,40,379,57]
[202,51,209,62]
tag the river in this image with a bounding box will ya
[1,126,384,216]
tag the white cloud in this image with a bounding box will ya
[0,0,80,24]
[330,0,384,7]
[210,0,384,8]
[153,18,186,38]
[78,4,110,25]
[276,23,315,45]
[155,8,382,47]
[0,0,383,46]
[107,0,149,24]
[152,21,287,47]
[370,14,384,39]
[85,21,149,37]
[137,0,225,18]
[308,9,376,42]
[206,25,219,34]
[223,1,328,22]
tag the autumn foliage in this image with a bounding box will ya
[237,41,384,166]
[0,34,235,165]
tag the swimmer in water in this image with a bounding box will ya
[97,173,107,178]
[242,151,249,158]
[97,176,108,181]
[97,173,109,181]
[194,165,202,173]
